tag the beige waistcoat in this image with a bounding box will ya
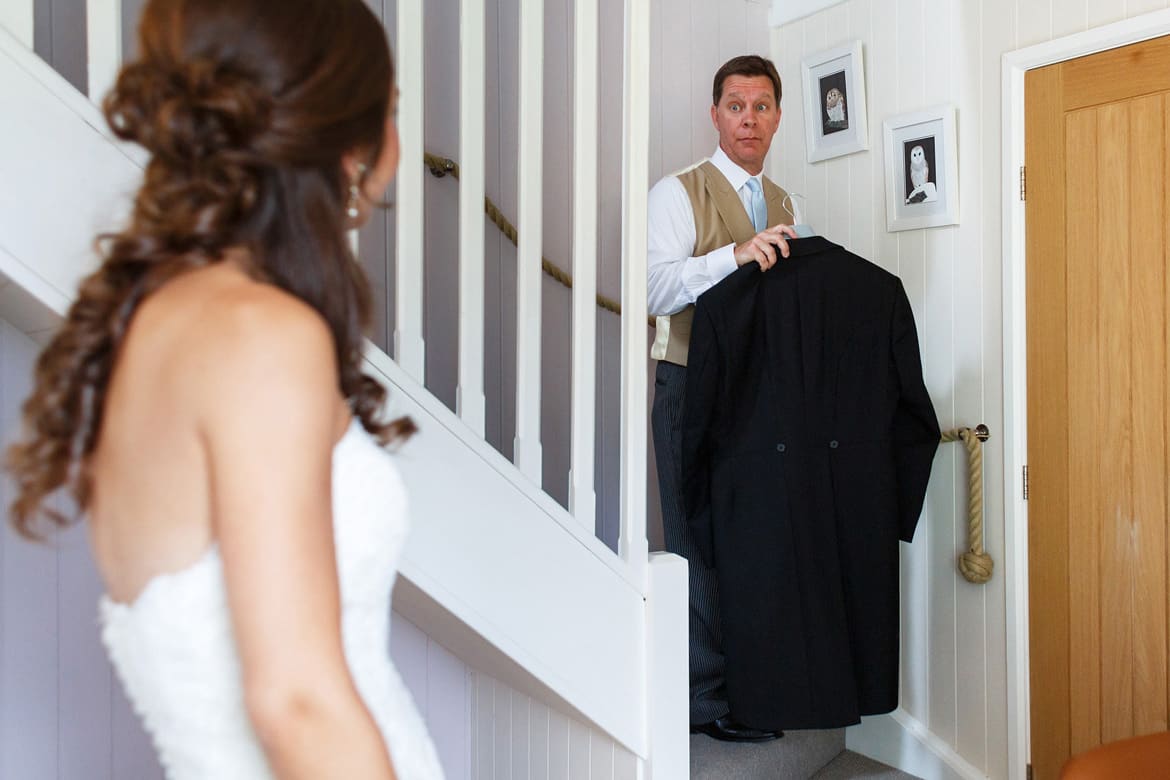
[651,160,792,366]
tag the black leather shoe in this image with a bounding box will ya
[690,715,783,742]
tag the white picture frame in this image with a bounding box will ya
[883,105,959,232]
[801,40,869,163]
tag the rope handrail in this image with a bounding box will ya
[422,152,656,326]
[424,151,995,586]
[941,425,993,584]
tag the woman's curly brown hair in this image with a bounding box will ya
[8,0,414,539]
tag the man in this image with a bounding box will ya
[647,54,799,743]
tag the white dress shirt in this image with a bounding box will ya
[646,146,801,316]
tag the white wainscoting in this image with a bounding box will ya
[389,612,634,780]
[771,1,1170,778]
[0,320,162,780]
[468,673,638,780]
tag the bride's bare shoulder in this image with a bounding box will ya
[208,269,327,343]
[133,261,338,405]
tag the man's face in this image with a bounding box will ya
[710,74,781,175]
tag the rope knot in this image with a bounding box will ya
[959,550,994,584]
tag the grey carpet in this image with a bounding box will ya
[690,728,845,779]
[811,750,921,779]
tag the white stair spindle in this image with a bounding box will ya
[513,0,542,484]
[0,0,33,49]
[568,0,598,527]
[86,0,122,103]
[394,0,426,382]
[456,0,486,437]
[619,0,650,583]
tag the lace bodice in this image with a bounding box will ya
[99,420,444,779]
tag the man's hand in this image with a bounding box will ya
[733,224,800,271]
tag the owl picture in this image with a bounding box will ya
[903,138,939,204]
[909,145,928,188]
[888,111,959,230]
[825,87,846,124]
[820,74,849,136]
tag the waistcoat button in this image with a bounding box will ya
[776,443,786,453]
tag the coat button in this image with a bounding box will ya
[829,440,839,449]
[776,443,786,453]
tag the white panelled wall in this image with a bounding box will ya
[771,1,1170,778]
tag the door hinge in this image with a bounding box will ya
[1026,763,1033,780]
[1019,165,1026,201]
[1022,465,1029,500]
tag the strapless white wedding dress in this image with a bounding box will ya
[99,420,444,779]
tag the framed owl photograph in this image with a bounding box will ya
[801,40,869,163]
[883,105,959,232]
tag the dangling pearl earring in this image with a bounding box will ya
[343,163,372,221]
[346,177,362,220]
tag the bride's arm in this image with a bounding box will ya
[198,287,397,780]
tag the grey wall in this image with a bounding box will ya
[32,0,86,93]
[121,0,145,61]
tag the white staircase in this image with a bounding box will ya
[0,2,687,776]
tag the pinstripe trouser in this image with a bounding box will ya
[651,360,730,725]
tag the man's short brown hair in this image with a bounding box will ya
[712,55,782,106]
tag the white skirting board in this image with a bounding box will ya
[846,709,987,780]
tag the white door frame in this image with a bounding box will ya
[1001,9,1170,778]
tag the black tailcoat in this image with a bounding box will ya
[681,236,940,730]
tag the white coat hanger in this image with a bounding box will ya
[783,192,816,237]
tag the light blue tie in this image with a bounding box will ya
[745,177,767,233]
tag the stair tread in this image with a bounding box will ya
[811,750,921,780]
[690,727,845,779]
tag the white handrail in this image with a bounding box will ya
[0,0,33,49]
[618,0,650,584]
[394,0,426,382]
[86,0,122,103]
[568,0,599,527]
[456,0,487,438]
[513,0,543,485]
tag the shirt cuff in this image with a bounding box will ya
[708,244,738,284]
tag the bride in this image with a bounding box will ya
[6,0,443,777]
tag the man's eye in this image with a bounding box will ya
[757,104,768,112]
[730,104,741,112]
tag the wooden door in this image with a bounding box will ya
[1026,36,1170,780]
